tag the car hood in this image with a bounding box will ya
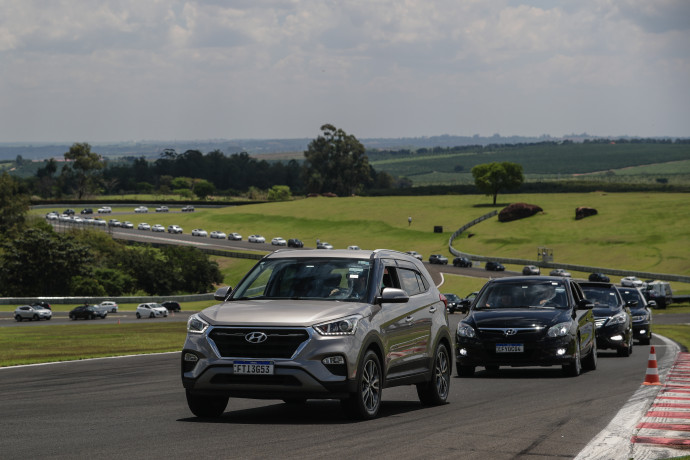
[200,299,369,327]
[468,309,567,329]
[592,306,623,318]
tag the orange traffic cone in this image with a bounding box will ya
[643,346,661,385]
[117,319,120,325]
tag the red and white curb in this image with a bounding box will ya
[631,351,690,456]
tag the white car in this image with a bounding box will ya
[271,237,287,246]
[121,221,134,229]
[138,223,151,230]
[168,224,183,234]
[152,224,165,232]
[156,206,169,212]
[14,305,52,321]
[191,229,208,237]
[248,234,266,243]
[136,303,169,319]
[621,276,646,288]
[317,242,334,249]
[97,206,112,213]
[228,233,242,241]
[45,212,59,220]
[94,218,107,226]
[209,231,227,239]
[99,301,119,313]
[134,206,148,213]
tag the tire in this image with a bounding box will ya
[582,337,598,371]
[150,312,155,318]
[33,314,39,321]
[185,390,228,418]
[136,312,141,319]
[617,334,632,357]
[640,334,651,346]
[15,315,22,322]
[69,315,76,320]
[90,314,95,320]
[457,365,475,377]
[341,350,382,420]
[417,343,451,406]
[563,341,582,377]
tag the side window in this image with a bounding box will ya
[416,272,430,292]
[399,268,422,296]
[381,266,400,292]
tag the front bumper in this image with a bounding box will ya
[455,336,576,368]
[595,324,629,350]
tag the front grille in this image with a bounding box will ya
[208,327,309,359]
[477,327,544,341]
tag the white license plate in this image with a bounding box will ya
[233,360,274,375]
[496,343,524,353]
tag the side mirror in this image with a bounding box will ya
[459,299,471,313]
[626,300,638,308]
[214,286,233,301]
[375,288,409,305]
[648,300,657,309]
[577,299,594,310]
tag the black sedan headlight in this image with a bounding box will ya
[547,322,570,338]
[457,323,476,338]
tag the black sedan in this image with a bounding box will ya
[69,305,103,320]
[485,261,505,271]
[578,282,634,357]
[161,301,182,312]
[455,276,597,377]
[453,256,472,267]
[287,238,304,248]
[616,286,653,345]
[444,293,464,314]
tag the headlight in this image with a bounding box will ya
[632,314,649,321]
[607,312,628,325]
[314,315,361,336]
[547,322,570,338]
[457,323,476,338]
[187,314,209,334]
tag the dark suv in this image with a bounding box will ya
[182,249,453,420]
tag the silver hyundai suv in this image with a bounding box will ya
[182,249,452,419]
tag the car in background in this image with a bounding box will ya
[455,276,597,377]
[63,208,76,216]
[485,261,505,271]
[80,208,93,215]
[271,237,287,246]
[248,234,266,243]
[347,245,361,250]
[46,211,59,220]
[14,304,52,321]
[287,238,303,248]
[621,276,646,289]
[191,229,208,237]
[161,301,182,312]
[182,249,452,419]
[429,254,449,265]
[136,303,169,319]
[617,286,653,345]
[578,281,633,357]
[228,233,242,241]
[444,293,465,314]
[168,225,183,234]
[589,273,610,283]
[121,221,134,229]
[181,205,195,212]
[69,305,105,320]
[31,301,52,310]
[93,218,107,226]
[97,206,112,213]
[209,231,227,239]
[453,256,472,267]
[108,219,121,227]
[99,301,119,313]
[522,265,540,275]
[550,268,571,277]
[156,206,169,212]
[134,206,148,213]
[405,250,423,261]
[152,224,165,232]
[644,281,673,309]
[316,241,334,249]
[138,223,151,230]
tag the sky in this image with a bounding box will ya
[1,0,689,143]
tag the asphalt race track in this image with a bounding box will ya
[0,312,671,460]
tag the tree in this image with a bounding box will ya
[64,142,105,199]
[0,172,30,236]
[192,179,215,200]
[267,185,292,201]
[302,124,370,196]
[471,162,524,205]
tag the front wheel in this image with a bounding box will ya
[582,337,598,371]
[563,342,582,377]
[136,312,141,319]
[186,390,228,418]
[15,315,22,322]
[341,350,382,420]
[417,343,450,406]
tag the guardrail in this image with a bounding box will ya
[448,211,690,284]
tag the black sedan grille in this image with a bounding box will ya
[208,327,309,359]
[477,327,545,341]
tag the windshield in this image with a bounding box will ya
[581,286,621,310]
[474,280,569,310]
[231,257,372,301]
[618,288,643,304]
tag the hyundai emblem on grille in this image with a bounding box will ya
[245,332,268,343]
[504,329,517,336]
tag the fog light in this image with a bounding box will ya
[610,335,623,341]
[184,352,199,362]
[322,356,345,365]
[639,329,646,335]
[458,348,468,356]
[556,348,566,356]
